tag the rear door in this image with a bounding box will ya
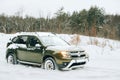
[16,36,29,61]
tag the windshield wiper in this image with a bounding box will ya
[46,45,56,47]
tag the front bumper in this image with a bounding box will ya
[62,58,88,70]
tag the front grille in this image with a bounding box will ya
[71,55,78,58]
[70,51,79,53]
[80,54,86,57]
[70,51,86,58]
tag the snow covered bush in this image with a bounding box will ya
[69,34,81,46]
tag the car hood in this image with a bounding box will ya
[46,45,84,51]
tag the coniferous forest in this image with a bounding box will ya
[0,6,120,40]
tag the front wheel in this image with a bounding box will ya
[44,57,57,70]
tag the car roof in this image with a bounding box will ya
[15,32,55,37]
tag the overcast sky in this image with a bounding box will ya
[0,0,120,17]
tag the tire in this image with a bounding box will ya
[7,54,17,64]
[44,57,57,70]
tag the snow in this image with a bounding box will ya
[15,32,55,37]
[0,33,120,80]
[8,44,27,49]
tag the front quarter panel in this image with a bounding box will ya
[44,50,71,66]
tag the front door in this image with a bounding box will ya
[24,36,43,63]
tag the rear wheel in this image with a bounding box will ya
[7,54,17,64]
[44,57,57,70]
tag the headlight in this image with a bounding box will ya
[60,51,71,59]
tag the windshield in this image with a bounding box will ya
[39,36,69,46]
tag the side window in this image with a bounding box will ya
[27,36,39,48]
[12,36,28,44]
[12,37,18,43]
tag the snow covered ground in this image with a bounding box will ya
[0,33,120,80]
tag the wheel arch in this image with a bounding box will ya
[42,55,56,63]
[6,49,17,59]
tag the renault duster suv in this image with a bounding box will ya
[6,32,89,70]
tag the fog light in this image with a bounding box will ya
[63,62,69,66]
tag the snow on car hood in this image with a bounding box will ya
[46,45,84,51]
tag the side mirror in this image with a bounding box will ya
[35,44,41,49]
